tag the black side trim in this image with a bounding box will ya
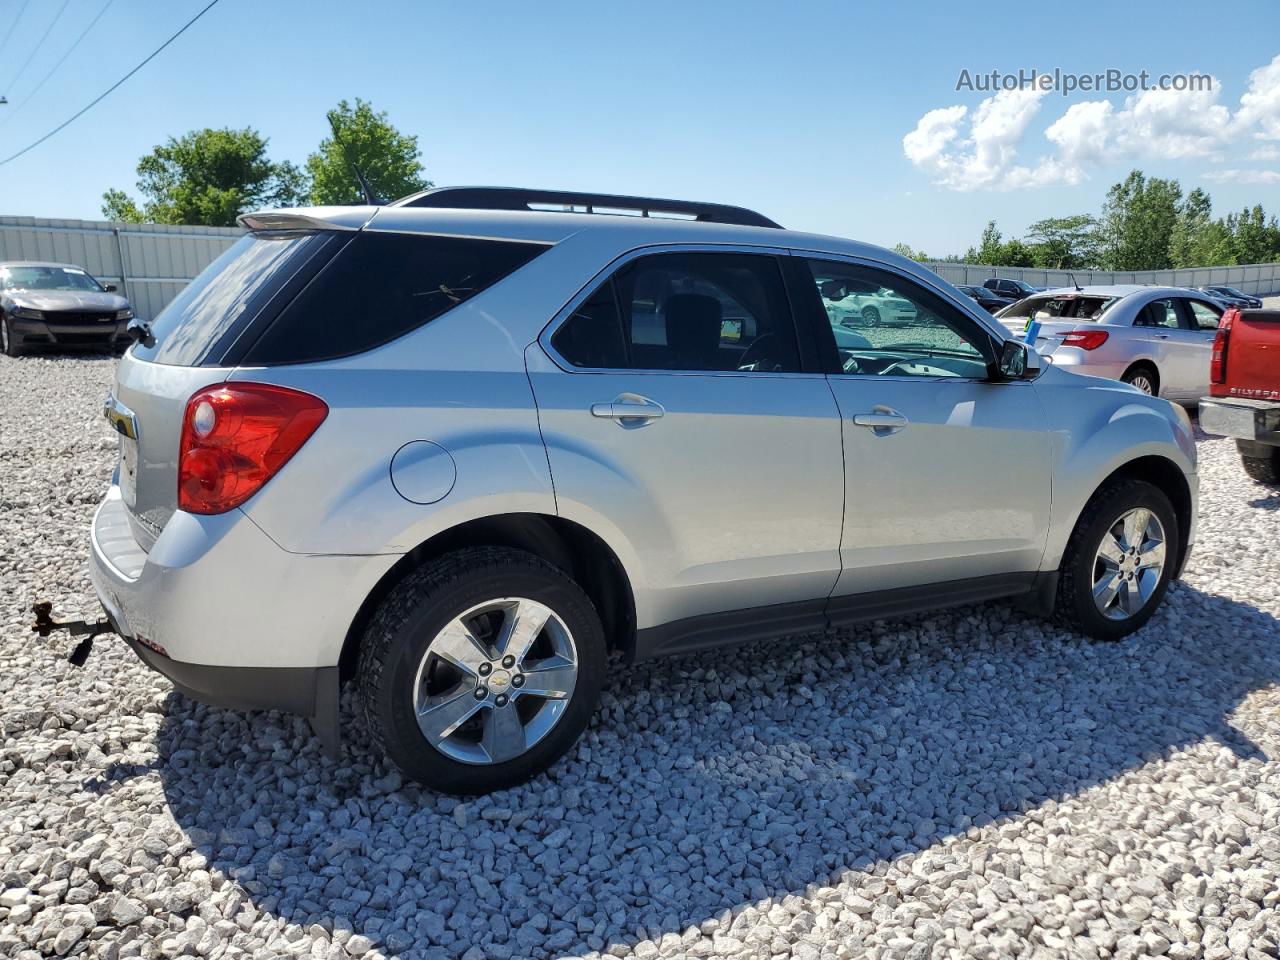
[825,572,1036,627]
[125,638,341,757]
[633,573,1037,662]
[635,598,828,661]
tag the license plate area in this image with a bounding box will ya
[119,437,139,509]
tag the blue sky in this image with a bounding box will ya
[0,0,1277,255]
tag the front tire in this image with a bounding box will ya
[1054,479,1178,641]
[861,306,881,327]
[357,547,606,795]
[1,316,21,357]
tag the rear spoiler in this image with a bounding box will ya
[236,209,372,232]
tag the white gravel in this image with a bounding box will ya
[2,352,1279,960]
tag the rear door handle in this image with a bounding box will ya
[591,396,665,421]
[852,409,909,434]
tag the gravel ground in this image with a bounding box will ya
[2,353,1279,960]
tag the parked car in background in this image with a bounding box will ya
[88,188,1197,794]
[996,285,1223,402]
[957,284,1016,314]
[823,282,919,327]
[0,261,134,356]
[1197,285,1263,309]
[1199,306,1280,484]
[983,277,1043,301]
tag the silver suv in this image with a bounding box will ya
[90,188,1199,794]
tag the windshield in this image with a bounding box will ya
[1000,294,1119,321]
[1218,286,1246,298]
[1,265,104,292]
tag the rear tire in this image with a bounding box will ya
[357,547,606,795]
[1,316,21,357]
[1121,363,1159,396]
[1240,446,1280,486]
[1054,479,1178,641]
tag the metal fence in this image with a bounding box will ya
[0,216,241,321]
[922,260,1280,297]
[1,214,1277,322]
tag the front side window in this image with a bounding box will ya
[552,252,801,373]
[1186,299,1223,330]
[805,260,992,379]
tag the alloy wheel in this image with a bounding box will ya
[1092,507,1166,620]
[412,597,578,764]
[1127,373,1155,395]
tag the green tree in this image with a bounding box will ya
[101,128,306,226]
[1169,188,1214,268]
[1098,170,1182,270]
[968,221,1005,265]
[1025,214,1099,269]
[306,99,430,205]
[1229,204,1280,265]
[891,242,929,262]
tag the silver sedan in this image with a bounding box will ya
[996,285,1224,402]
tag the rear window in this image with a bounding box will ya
[1001,294,1118,321]
[240,232,547,365]
[131,232,330,365]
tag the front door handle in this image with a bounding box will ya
[591,395,665,422]
[852,409,909,435]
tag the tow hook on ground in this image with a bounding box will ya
[32,602,113,666]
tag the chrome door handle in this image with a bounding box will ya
[852,410,908,434]
[590,396,665,421]
[853,412,908,428]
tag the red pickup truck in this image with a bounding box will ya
[1199,306,1280,484]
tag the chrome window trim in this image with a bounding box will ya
[536,242,826,379]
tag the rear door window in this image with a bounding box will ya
[1137,299,1181,329]
[552,252,802,373]
[241,232,548,365]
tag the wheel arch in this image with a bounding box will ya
[1084,454,1193,576]
[338,513,637,681]
[1120,359,1160,394]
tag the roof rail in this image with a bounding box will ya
[392,186,783,229]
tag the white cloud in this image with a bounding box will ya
[1202,168,1280,185]
[1234,53,1280,140]
[903,55,1280,191]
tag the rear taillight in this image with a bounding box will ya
[1210,307,1237,384]
[178,383,328,515]
[1056,330,1110,350]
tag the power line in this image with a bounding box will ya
[0,0,34,63]
[2,0,73,95]
[0,0,117,130]
[0,0,223,168]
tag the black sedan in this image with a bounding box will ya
[1,261,135,356]
[957,284,1016,314]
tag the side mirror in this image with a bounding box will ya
[104,284,118,292]
[996,338,1041,380]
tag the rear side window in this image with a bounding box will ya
[132,232,328,366]
[242,232,547,364]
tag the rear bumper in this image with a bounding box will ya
[1198,397,1280,447]
[1041,348,1129,382]
[88,484,400,671]
[124,634,338,720]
